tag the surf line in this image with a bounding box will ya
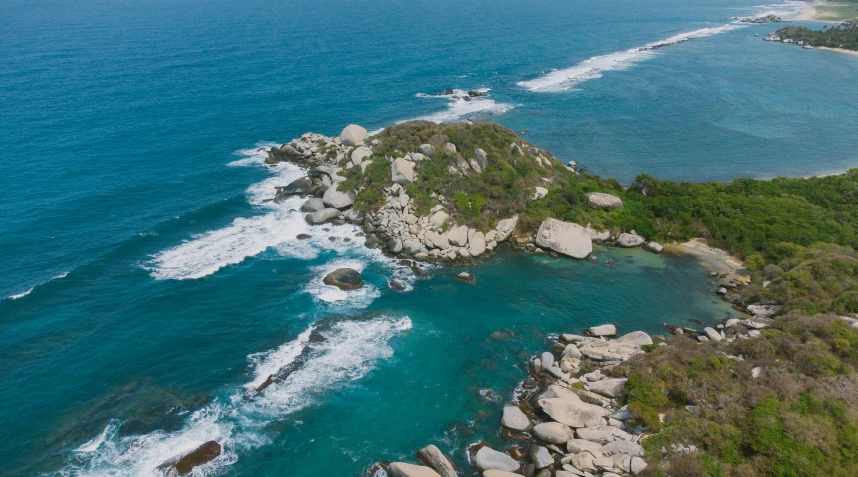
[518,23,745,92]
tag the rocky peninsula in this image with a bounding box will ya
[261,121,858,476]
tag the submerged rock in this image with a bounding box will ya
[456,272,476,284]
[323,268,364,290]
[158,441,221,476]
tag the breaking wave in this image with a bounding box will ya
[56,315,412,477]
[518,24,745,92]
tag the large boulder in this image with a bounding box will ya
[323,268,364,291]
[586,324,617,337]
[588,378,627,399]
[277,178,314,196]
[301,198,325,212]
[535,219,593,259]
[532,422,575,444]
[575,425,634,444]
[425,231,450,249]
[529,446,553,469]
[392,157,416,184]
[501,405,531,431]
[495,216,518,242]
[482,471,520,477]
[418,144,435,156]
[538,395,610,428]
[416,445,457,477]
[351,146,373,166]
[447,225,469,247]
[474,447,519,472]
[532,187,548,200]
[474,148,489,170]
[614,331,653,346]
[599,440,644,457]
[322,185,355,209]
[340,124,368,146]
[468,230,486,256]
[387,462,442,477]
[305,208,342,224]
[617,232,644,248]
[429,210,449,227]
[157,441,221,476]
[586,192,623,210]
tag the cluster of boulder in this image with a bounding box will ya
[373,324,655,477]
[740,14,785,24]
[266,125,666,268]
[362,185,505,261]
[763,32,815,49]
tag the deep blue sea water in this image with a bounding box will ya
[2,0,857,475]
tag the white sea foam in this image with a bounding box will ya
[57,316,411,477]
[369,88,514,136]
[518,24,745,92]
[148,163,315,280]
[227,143,279,167]
[741,2,805,20]
[305,258,381,306]
[246,326,315,390]
[6,272,69,301]
[415,88,514,123]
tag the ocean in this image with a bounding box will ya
[1,0,856,475]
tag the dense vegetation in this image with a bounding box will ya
[774,24,858,50]
[617,314,858,477]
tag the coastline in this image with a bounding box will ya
[662,238,749,282]
[794,0,858,23]
[817,45,858,56]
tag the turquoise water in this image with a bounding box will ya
[0,0,855,475]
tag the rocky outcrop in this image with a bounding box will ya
[416,445,458,477]
[157,441,221,476]
[351,146,373,165]
[474,148,488,170]
[586,192,623,210]
[392,157,416,184]
[535,219,593,259]
[301,198,325,212]
[340,124,368,146]
[501,405,531,431]
[322,184,355,209]
[305,208,342,224]
[617,231,644,248]
[532,187,548,200]
[387,462,443,477]
[323,268,364,290]
[586,324,617,337]
[495,216,518,243]
[474,447,519,472]
[643,241,663,253]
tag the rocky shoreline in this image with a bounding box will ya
[369,308,777,477]
[266,124,668,271]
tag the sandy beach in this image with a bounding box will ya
[663,238,750,282]
[817,46,858,56]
